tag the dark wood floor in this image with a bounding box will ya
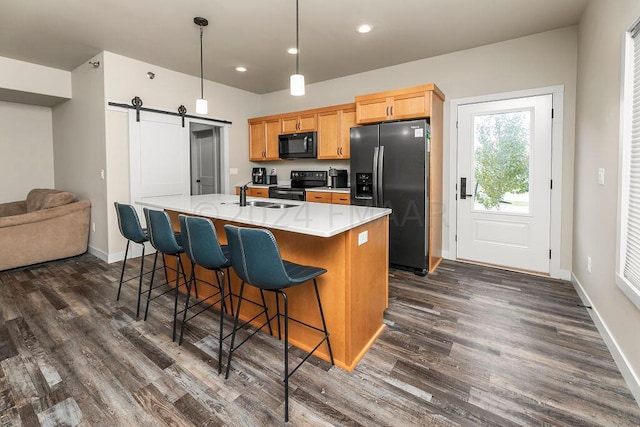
[1,254,639,426]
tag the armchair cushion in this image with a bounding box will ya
[26,188,76,212]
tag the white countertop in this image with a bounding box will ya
[305,187,350,194]
[234,184,349,194]
[138,194,390,238]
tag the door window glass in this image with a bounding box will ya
[473,111,531,214]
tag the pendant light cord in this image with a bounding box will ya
[295,0,300,74]
[200,25,204,98]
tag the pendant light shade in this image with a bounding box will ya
[290,0,305,96]
[194,17,209,114]
[290,74,305,96]
[196,98,208,114]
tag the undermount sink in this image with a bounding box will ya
[235,200,297,209]
[266,203,296,209]
[245,200,274,207]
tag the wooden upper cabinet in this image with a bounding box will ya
[317,105,355,160]
[339,108,355,158]
[281,112,317,133]
[249,118,280,161]
[355,83,445,124]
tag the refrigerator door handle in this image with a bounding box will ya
[372,146,379,206]
[378,145,385,205]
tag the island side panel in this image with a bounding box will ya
[165,211,349,368]
[166,210,388,372]
[345,216,389,368]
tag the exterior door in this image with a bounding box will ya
[129,110,190,220]
[456,95,552,273]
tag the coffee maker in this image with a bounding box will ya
[252,167,267,184]
[328,168,348,188]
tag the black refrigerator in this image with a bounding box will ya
[350,119,430,275]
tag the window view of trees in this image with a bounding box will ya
[473,111,530,211]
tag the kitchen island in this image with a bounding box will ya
[138,194,391,371]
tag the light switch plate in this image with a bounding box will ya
[598,168,605,185]
[230,168,238,175]
[358,231,368,246]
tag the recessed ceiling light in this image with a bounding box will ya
[357,24,373,34]
[287,47,298,55]
[235,66,247,72]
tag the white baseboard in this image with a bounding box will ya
[89,242,156,264]
[87,245,109,263]
[571,273,640,406]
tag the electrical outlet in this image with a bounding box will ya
[230,168,238,175]
[91,222,96,232]
[587,256,592,274]
[358,230,368,246]
[598,168,605,185]
[100,169,105,180]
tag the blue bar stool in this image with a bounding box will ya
[177,215,234,373]
[223,225,334,422]
[143,208,190,342]
[114,202,150,318]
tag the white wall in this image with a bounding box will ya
[102,51,262,256]
[574,0,640,401]
[0,101,54,202]
[52,52,108,256]
[0,56,71,100]
[260,27,578,272]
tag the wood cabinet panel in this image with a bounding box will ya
[306,191,332,203]
[331,193,351,205]
[339,108,355,158]
[392,91,430,120]
[247,188,269,198]
[356,97,390,124]
[249,118,280,161]
[282,113,317,133]
[317,107,354,160]
[355,83,444,124]
[249,121,266,161]
[317,111,339,159]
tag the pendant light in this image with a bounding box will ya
[290,0,305,96]
[194,17,209,114]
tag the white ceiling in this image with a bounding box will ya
[0,0,588,95]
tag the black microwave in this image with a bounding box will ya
[278,132,317,159]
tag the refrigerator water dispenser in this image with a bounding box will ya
[355,173,373,199]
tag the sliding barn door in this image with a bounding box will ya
[129,110,190,220]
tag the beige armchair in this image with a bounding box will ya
[0,189,91,271]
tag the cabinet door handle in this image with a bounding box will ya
[390,106,393,116]
[385,106,389,116]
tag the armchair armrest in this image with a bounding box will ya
[0,201,27,218]
[0,200,90,228]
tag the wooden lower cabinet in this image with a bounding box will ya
[331,192,351,205]
[306,191,350,205]
[306,191,332,203]
[247,188,269,198]
[234,187,270,198]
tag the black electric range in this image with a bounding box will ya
[268,170,328,201]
